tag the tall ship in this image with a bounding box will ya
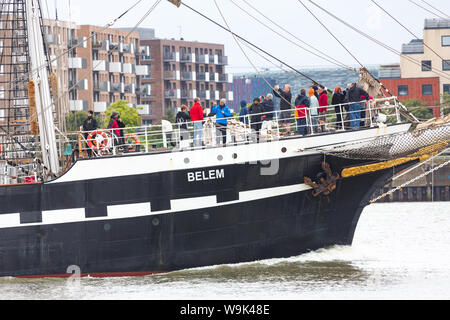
[0,0,449,278]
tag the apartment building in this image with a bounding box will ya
[139,37,233,125]
[400,19,450,98]
[43,20,151,123]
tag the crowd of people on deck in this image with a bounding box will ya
[82,82,372,152]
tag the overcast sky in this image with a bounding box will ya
[45,0,450,73]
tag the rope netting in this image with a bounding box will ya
[318,122,450,161]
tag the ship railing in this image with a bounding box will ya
[64,97,404,159]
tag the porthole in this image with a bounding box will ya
[184,158,190,164]
[281,147,287,153]
[152,218,160,226]
[232,153,238,159]
[203,213,210,220]
[217,155,223,161]
[104,223,111,232]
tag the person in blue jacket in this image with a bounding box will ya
[212,98,232,145]
[239,100,249,125]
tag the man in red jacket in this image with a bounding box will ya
[190,97,204,147]
[318,86,328,132]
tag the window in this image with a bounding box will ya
[422,84,433,96]
[421,60,432,71]
[444,84,450,94]
[443,60,450,71]
[398,85,409,96]
[442,36,450,46]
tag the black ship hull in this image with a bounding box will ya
[0,126,414,278]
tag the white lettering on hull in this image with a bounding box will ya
[188,169,225,182]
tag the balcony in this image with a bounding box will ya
[111,82,124,93]
[122,63,133,74]
[69,37,87,48]
[218,56,228,65]
[196,72,206,81]
[124,83,135,94]
[69,79,88,90]
[181,71,195,81]
[109,42,124,52]
[108,62,122,73]
[198,90,210,100]
[181,53,194,63]
[93,81,110,92]
[93,101,110,113]
[164,89,177,98]
[163,52,177,61]
[92,40,109,51]
[93,60,107,72]
[164,71,178,80]
[196,55,208,64]
[218,74,232,83]
[69,100,88,111]
[135,65,150,76]
[68,57,87,69]
[181,90,195,99]
[139,46,150,57]
[141,84,152,98]
[122,43,135,54]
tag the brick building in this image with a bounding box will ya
[138,37,233,125]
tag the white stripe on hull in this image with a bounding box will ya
[0,183,312,229]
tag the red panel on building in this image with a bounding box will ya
[379,77,441,117]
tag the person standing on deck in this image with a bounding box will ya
[249,97,264,142]
[107,111,120,147]
[212,98,232,145]
[239,100,249,125]
[318,85,328,132]
[261,93,275,121]
[83,110,98,158]
[344,83,369,129]
[294,89,310,136]
[176,105,192,144]
[332,87,346,130]
[273,84,293,135]
[190,97,204,147]
[308,88,319,134]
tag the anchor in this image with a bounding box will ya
[304,162,340,197]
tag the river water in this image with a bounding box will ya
[0,202,449,300]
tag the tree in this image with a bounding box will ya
[442,93,450,116]
[401,99,433,121]
[163,108,176,123]
[104,100,141,130]
[65,111,103,132]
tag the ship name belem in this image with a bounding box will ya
[188,169,225,182]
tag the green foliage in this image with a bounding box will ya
[401,99,433,121]
[442,93,450,116]
[104,100,141,131]
[163,109,176,124]
[65,111,103,132]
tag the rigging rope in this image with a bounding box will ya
[408,0,450,22]
[370,157,450,203]
[211,0,295,110]
[297,0,365,69]
[307,0,450,82]
[420,0,450,20]
[370,0,449,66]
[232,0,356,72]
[178,1,329,89]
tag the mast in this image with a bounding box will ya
[25,0,59,176]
